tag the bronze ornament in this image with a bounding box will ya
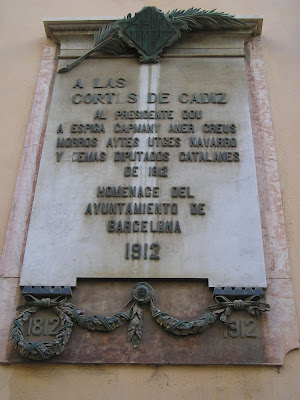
[11,295,73,361]
[11,283,270,361]
[58,6,246,73]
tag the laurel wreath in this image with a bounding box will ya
[11,296,73,361]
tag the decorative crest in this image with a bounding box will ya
[115,7,186,63]
[58,6,246,73]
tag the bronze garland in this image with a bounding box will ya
[11,284,270,361]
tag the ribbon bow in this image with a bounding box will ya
[16,295,71,310]
[207,295,270,317]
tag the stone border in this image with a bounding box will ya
[245,37,299,362]
[0,43,58,361]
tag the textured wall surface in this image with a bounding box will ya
[0,0,299,399]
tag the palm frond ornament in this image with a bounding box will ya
[58,6,246,73]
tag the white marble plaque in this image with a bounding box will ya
[20,25,267,287]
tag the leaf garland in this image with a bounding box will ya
[11,289,270,361]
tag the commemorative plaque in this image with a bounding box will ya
[6,7,299,364]
[21,8,266,288]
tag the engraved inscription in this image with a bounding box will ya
[20,57,267,287]
[223,319,258,339]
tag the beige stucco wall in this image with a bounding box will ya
[0,0,299,398]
